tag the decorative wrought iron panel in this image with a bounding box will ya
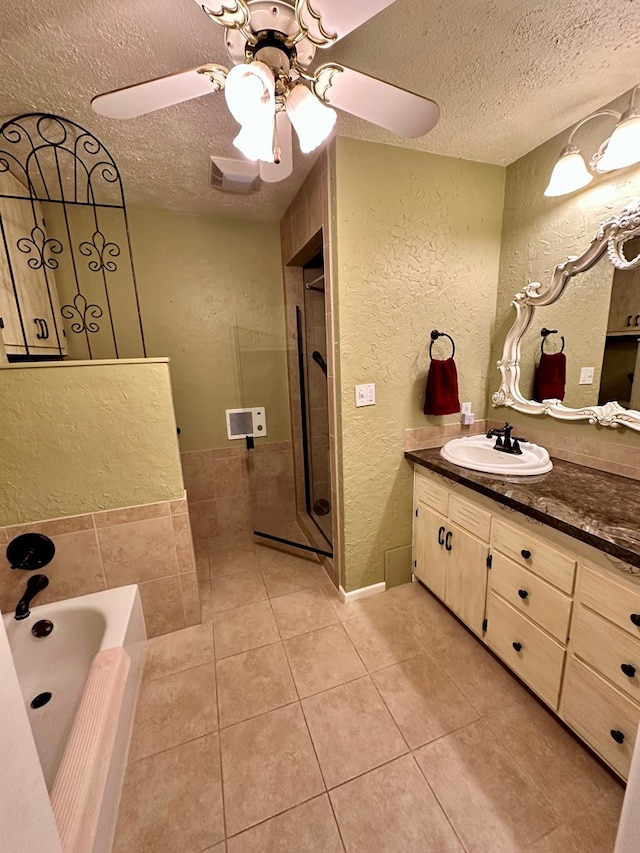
[0,113,146,360]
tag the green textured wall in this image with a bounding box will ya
[334,138,505,591]
[127,207,290,453]
[0,360,183,526]
[494,86,640,440]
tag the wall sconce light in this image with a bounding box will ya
[544,86,640,197]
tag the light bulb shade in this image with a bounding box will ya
[286,84,337,154]
[544,146,593,197]
[233,116,275,163]
[225,61,275,127]
[596,111,640,173]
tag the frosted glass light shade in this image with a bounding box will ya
[233,117,275,162]
[544,146,593,197]
[286,84,337,153]
[225,61,275,127]
[596,111,640,172]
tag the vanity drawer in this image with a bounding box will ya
[579,564,640,640]
[449,495,491,542]
[561,656,640,780]
[492,519,576,594]
[572,605,640,704]
[485,593,566,709]
[414,472,449,515]
[489,553,572,643]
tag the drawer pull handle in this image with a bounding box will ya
[512,641,522,652]
[621,663,637,678]
[437,526,445,546]
[520,549,531,560]
[610,729,625,744]
[517,589,528,599]
[631,614,640,627]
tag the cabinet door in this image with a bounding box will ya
[414,504,447,601]
[443,520,489,637]
[0,172,64,354]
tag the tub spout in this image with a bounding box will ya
[15,574,49,620]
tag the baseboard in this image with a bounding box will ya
[338,581,386,603]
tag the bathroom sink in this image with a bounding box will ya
[440,434,553,476]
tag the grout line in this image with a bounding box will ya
[409,751,469,851]
[210,582,229,845]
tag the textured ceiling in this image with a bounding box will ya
[1,0,639,220]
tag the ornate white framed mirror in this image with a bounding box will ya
[493,201,640,430]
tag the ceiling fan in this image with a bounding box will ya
[92,0,440,184]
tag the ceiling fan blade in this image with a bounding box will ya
[312,64,440,138]
[296,0,397,47]
[259,112,293,183]
[91,65,228,119]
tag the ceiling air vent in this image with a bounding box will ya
[209,156,262,195]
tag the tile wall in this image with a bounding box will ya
[0,495,199,637]
[182,442,297,549]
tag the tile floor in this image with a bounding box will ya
[113,540,625,853]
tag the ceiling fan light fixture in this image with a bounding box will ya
[224,61,275,127]
[286,84,336,153]
[544,145,593,197]
[595,109,640,173]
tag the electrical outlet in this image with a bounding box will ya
[579,367,595,385]
[355,383,376,407]
[461,402,472,414]
[461,412,475,425]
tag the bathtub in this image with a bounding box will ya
[2,585,146,853]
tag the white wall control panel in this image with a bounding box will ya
[579,367,595,385]
[225,407,267,439]
[355,383,376,407]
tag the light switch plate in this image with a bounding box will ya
[355,383,376,407]
[579,367,595,385]
[461,402,472,414]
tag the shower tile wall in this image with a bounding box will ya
[181,444,297,548]
[0,496,199,636]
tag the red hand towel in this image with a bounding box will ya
[423,358,460,416]
[533,351,566,401]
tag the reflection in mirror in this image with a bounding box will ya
[493,201,640,430]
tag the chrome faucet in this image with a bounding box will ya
[15,574,49,620]
[486,423,528,455]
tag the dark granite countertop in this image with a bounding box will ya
[405,448,640,570]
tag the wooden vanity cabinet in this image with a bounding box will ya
[412,464,640,779]
[413,474,489,637]
[0,170,66,356]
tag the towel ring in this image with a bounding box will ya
[540,327,565,354]
[429,330,455,360]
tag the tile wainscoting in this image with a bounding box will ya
[0,495,199,638]
[181,442,297,550]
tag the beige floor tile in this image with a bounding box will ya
[199,579,214,623]
[196,549,210,583]
[201,845,226,853]
[114,734,223,853]
[213,599,280,659]
[342,609,425,672]
[302,676,408,788]
[527,786,624,852]
[129,662,218,761]
[329,754,462,853]
[211,571,268,613]
[415,718,558,852]
[271,586,339,639]
[143,623,214,680]
[432,625,524,714]
[327,591,394,624]
[226,795,343,853]
[398,585,473,655]
[221,704,324,836]
[216,643,297,728]
[371,653,479,749]
[210,546,260,578]
[485,688,618,820]
[284,624,366,698]
[258,552,327,598]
